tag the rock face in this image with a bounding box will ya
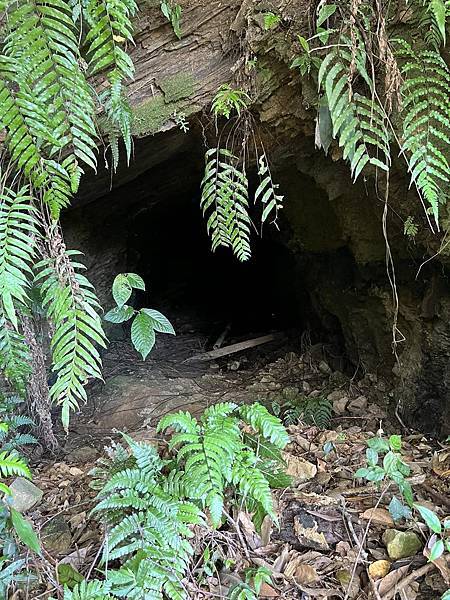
[62,0,449,435]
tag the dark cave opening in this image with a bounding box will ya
[66,129,351,369]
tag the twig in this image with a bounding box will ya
[223,510,251,560]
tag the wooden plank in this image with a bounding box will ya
[185,333,284,363]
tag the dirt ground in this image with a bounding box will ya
[19,314,450,599]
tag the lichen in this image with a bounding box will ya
[159,73,195,103]
[131,96,173,136]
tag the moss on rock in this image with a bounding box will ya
[132,96,173,136]
[159,73,196,103]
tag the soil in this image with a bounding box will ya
[20,311,450,599]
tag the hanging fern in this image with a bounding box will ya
[35,240,107,430]
[200,148,251,262]
[397,42,450,222]
[318,40,391,179]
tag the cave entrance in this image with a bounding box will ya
[68,129,348,371]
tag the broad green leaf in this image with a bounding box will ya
[317,4,336,27]
[414,504,442,533]
[388,496,412,521]
[104,305,135,323]
[429,538,444,562]
[10,508,41,554]
[112,274,132,307]
[366,448,378,467]
[131,311,156,360]
[441,590,450,600]
[365,466,385,482]
[383,451,398,474]
[367,437,390,453]
[125,273,145,291]
[389,435,402,451]
[354,468,369,478]
[399,479,414,507]
[141,309,175,335]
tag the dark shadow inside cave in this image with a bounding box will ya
[66,128,352,370]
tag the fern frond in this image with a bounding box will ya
[35,243,106,430]
[318,40,391,179]
[303,396,333,428]
[0,319,31,395]
[397,42,450,221]
[0,449,30,479]
[158,411,199,435]
[200,148,251,262]
[64,580,112,600]
[230,450,276,521]
[239,404,289,449]
[0,186,39,329]
[255,154,283,226]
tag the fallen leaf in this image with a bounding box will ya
[283,453,317,483]
[375,564,409,596]
[238,511,261,549]
[293,516,330,552]
[294,564,319,585]
[259,582,279,597]
[360,508,394,527]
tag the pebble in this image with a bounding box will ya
[382,529,422,560]
[369,560,391,580]
[8,477,43,513]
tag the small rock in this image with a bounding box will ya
[8,478,43,513]
[327,390,347,403]
[65,446,99,463]
[301,381,311,394]
[347,395,368,414]
[382,529,422,560]
[69,467,84,477]
[283,453,317,483]
[318,361,331,375]
[42,516,72,555]
[369,560,391,580]
[333,396,349,415]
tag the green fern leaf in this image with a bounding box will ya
[35,246,106,430]
[239,404,289,449]
[397,42,450,221]
[0,449,30,479]
[200,148,251,262]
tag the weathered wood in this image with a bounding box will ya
[185,333,284,362]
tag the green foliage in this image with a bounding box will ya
[91,434,204,600]
[404,216,418,238]
[104,273,175,359]
[0,185,38,393]
[158,402,289,527]
[35,246,107,430]
[397,41,450,221]
[84,406,288,599]
[272,390,333,428]
[229,566,272,599]
[212,85,250,120]
[0,395,37,453]
[262,12,281,31]
[318,39,390,180]
[200,149,251,261]
[160,0,182,39]
[355,434,414,508]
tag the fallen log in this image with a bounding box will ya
[185,332,284,362]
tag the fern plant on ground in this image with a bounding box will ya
[76,403,290,600]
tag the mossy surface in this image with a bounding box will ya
[131,73,197,137]
[159,73,196,103]
[131,96,173,136]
